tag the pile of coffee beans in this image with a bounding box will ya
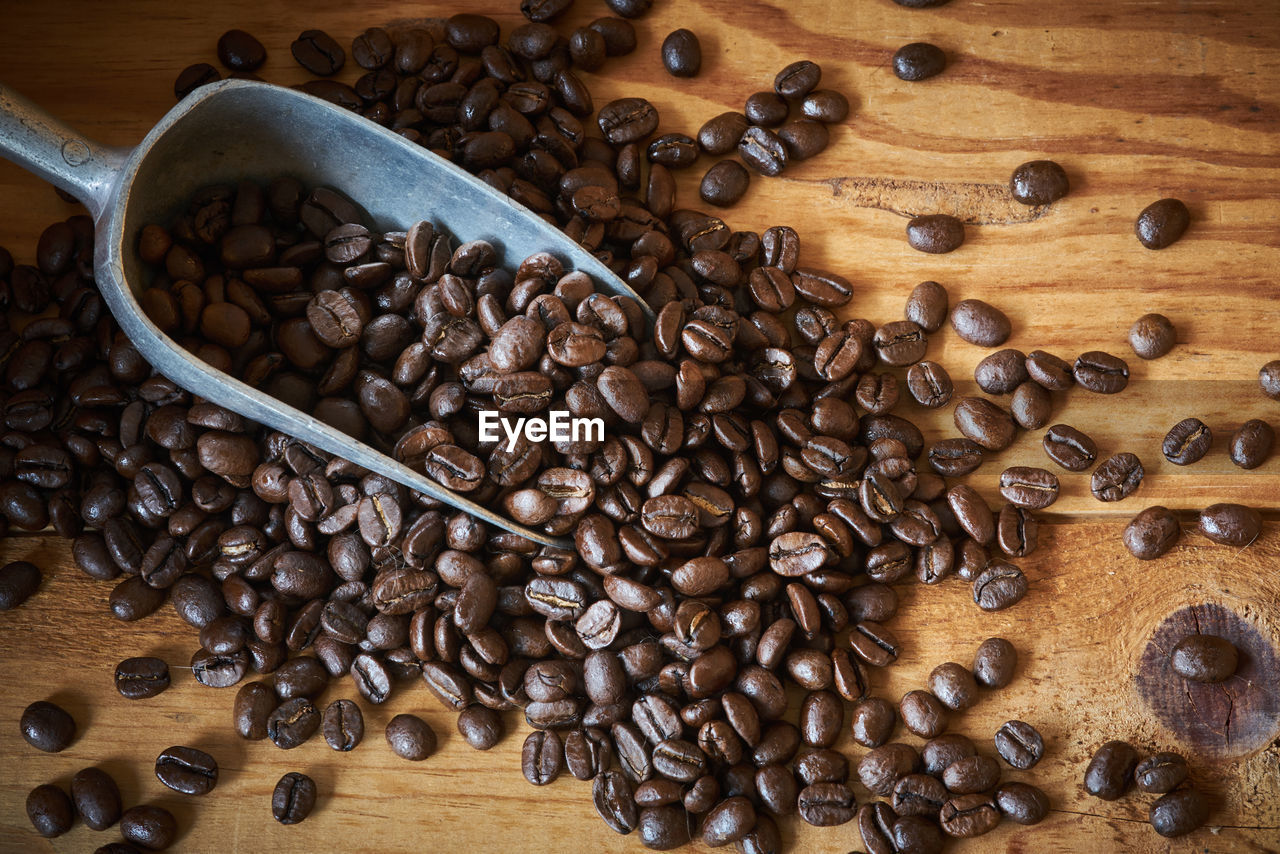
[1084,741,1209,837]
[1,4,1275,851]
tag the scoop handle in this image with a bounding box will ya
[0,81,126,219]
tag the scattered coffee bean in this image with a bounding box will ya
[1136,198,1190,249]
[1090,453,1144,502]
[115,656,171,699]
[999,466,1060,510]
[994,720,1044,769]
[973,638,1017,689]
[0,559,40,610]
[155,745,219,795]
[1042,424,1097,471]
[272,772,317,825]
[20,700,76,752]
[662,29,701,77]
[950,299,1011,346]
[1197,503,1262,546]
[1073,351,1129,394]
[1135,752,1189,794]
[26,783,74,838]
[1122,506,1181,560]
[700,161,750,208]
[1129,313,1176,359]
[1163,418,1211,465]
[893,43,946,80]
[217,29,266,71]
[994,781,1050,825]
[1084,740,1139,800]
[907,214,964,254]
[323,698,364,751]
[1260,360,1280,400]
[120,804,178,850]
[1150,787,1209,837]
[1010,160,1069,205]
[1170,633,1238,683]
[1229,419,1274,469]
[386,713,436,760]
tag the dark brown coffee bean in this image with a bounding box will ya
[155,745,219,795]
[267,697,320,749]
[662,29,701,77]
[942,754,1000,795]
[1198,503,1262,546]
[801,89,849,123]
[994,720,1044,769]
[928,662,978,711]
[72,766,123,831]
[1042,424,1097,471]
[1163,417,1211,465]
[523,729,564,784]
[700,161,750,208]
[857,742,921,796]
[27,784,74,838]
[950,299,1010,347]
[0,559,40,610]
[906,215,964,253]
[899,690,948,739]
[998,466,1059,510]
[906,361,953,408]
[874,320,927,366]
[972,561,1027,611]
[1136,198,1190,249]
[1230,419,1274,469]
[1135,752,1189,794]
[1084,740,1139,800]
[954,397,1016,452]
[1261,360,1280,400]
[775,59,821,99]
[386,713,437,761]
[1010,160,1069,205]
[598,97,659,144]
[928,438,983,477]
[849,621,900,667]
[272,772,317,825]
[893,42,946,80]
[739,127,789,176]
[322,699,364,751]
[850,697,896,748]
[797,783,855,827]
[973,348,1028,394]
[115,656,171,699]
[291,29,345,76]
[1129,312,1176,359]
[21,700,76,752]
[175,63,220,98]
[1122,506,1181,560]
[1073,351,1129,394]
[1171,633,1238,682]
[1150,786,1209,837]
[1025,349,1074,390]
[939,793,1000,838]
[995,781,1050,825]
[120,804,178,850]
[1090,452,1144,502]
[698,112,750,155]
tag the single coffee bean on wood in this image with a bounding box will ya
[1122,506,1181,560]
[1136,198,1190,249]
[1150,787,1209,837]
[1162,418,1211,465]
[950,299,1010,346]
[1260,360,1280,400]
[1090,453,1143,502]
[994,720,1044,769]
[906,215,964,254]
[1042,424,1097,471]
[1084,740,1139,800]
[973,638,1017,688]
[272,772,317,824]
[155,745,219,795]
[1229,419,1274,469]
[20,700,76,752]
[26,784,73,838]
[662,29,701,77]
[0,560,41,610]
[1010,160,1069,205]
[1129,313,1176,359]
[1170,633,1238,682]
[1197,503,1262,546]
[893,43,946,80]
[1135,753,1189,794]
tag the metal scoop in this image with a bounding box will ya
[0,78,653,549]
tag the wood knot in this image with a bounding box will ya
[809,176,1052,225]
[1135,603,1280,758]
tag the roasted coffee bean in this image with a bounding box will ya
[456,704,502,750]
[594,769,640,834]
[1135,752,1189,794]
[905,361,952,408]
[175,62,220,98]
[850,697,896,748]
[1011,378,1051,429]
[775,60,822,99]
[0,559,40,610]
[115,656,171,699]
[698,112,750,155]
[1123,506,1181,560]
[797,783,856,827]
[891,773,947,818]
[1163,418,1211,465]
[267,697,320,749]
[662,29,701,77]
[893,42,946,80]
[291,29,345,76]
[1090,452,1143,501]
[1150,786,1208,837]
[20,700,76,752]
[639,804,692,849]
[1042,424,1097,471]
[939,793,1000,838]
[995,781,1050,825]
[778,120,829,161]
[849,621,900,667]
[950,299,1010,347]
[739,127,789,176]
[1129,312,1176,359]
[904,281,948,332]
[1073,351,1129,394]
[1261,360,1280,400]
[1010,160,1069,205]
[155,745,219,795]
[1170,633,1238,682]
[1084,740,1139,800]
[858,742,921,796]
[523,729,564,784]
[72,766,123,831]
[994,720,1044,769]
[942,754,1000,795]
[972,638,1017,689]
[928,662,978,711]
[322,698,364,751]
[801,89,849,123]
[874,320,927,366]
[272,772,317,825]
[954,397,1016,452]
[598,97,659,145]
[921,733,976,779]
[906,215,964,253]
[1230,419,1274,469]
[899,690,948,739]
[386,713,437,760]
[799,690,844,748]
[974,348,1028,394]
[120,804,178,850]
[234,682,275,740]
[928,438,983,477]
[1136,198,1190,249]
[974,560,1027,611]
[1198,503,1262,546]
[26,784,73,838]
[1025,350,1074,390]
[700,161,750,208]
[998,466,1059,509]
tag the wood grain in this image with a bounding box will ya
[1,1,1279,852]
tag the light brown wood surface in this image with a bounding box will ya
[2,1,1279,852]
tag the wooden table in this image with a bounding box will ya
[2,1,1278,852]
